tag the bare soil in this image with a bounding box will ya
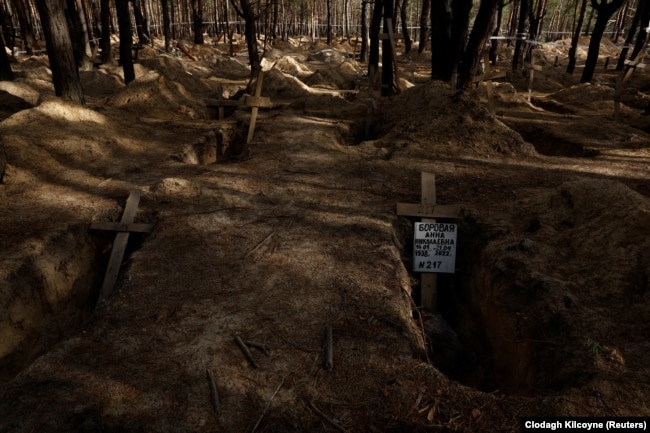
[1,36,649,432]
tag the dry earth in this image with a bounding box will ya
[0,35,649,432]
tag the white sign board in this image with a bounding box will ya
[413,222,457,273]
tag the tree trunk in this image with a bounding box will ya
[116,0,135,84]
[489,0,504,63]
[360,0,369,61]
[512,0,529,69]
[458,0,500,88]
[100,0,112,63]
[567,0,588,73]
[616,0,648,70]
[326,0,332,44]
[11,0,37,54]
[0,7,14,80]
[162,0,171,52]
[400,0,412,53]
[580,0,625,83]
[418,0,430,54]
[130,0,150,44]
[231,0,260,76]
[192,0,204,44]
[36,0,85,104]
[368,0,383,77]
[382,0,395,96]
[431,0,471,82]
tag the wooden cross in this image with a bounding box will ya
[525,50,543,102]
[472,51,506,115]
[397,173,460,311]
[246,70,272,143]
[90,189,153,305]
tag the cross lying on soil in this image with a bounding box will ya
[90,189,153,306]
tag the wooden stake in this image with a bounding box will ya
[525,51,543,102]
[247,70,265,143]
[235,335,258,368]
[206,369,221,415]
[324,327,333,371]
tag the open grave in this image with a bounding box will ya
[1,35,650,431]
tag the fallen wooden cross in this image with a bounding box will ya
[397,172,461,311]
[90,189,153,305]
[472,51,506,114]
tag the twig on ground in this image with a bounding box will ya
[245,341,271,356]
[242,230,276,259]
[251,375,287,433]
[324,327,334,371]
[206,369,221,415]
[235,335,258,368]
[308,401,350,433]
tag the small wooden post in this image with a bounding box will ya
[247,70,266,144]
[525,51,543,102]
[472,51,506,115]
[397,173,461,311]
[90,189,153,304]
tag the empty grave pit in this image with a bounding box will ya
[407,216,592,396]
[0,219,150,383]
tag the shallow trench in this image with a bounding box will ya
[0,225,108,382]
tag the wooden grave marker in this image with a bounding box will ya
[525,51,543,102]
[472,51,506,114]
[246,70,272,143]
[397,173,461,311]
[90,189,153,305]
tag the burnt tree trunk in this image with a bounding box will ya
[116,0,135,84]
[580,0,625,83]
[327,0,332,44]
[130,0,150,45]
[0,15,14,81]
[489,0,504,63]
[36,0,85,104]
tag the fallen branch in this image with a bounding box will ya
[242,230,276,259]
[251,375,287,433]
[324,327,333,371]
[206,369,221,415]
[308,401,350,433]
[235,335,258,368]
[245,341,271,356]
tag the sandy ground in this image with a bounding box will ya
[0,35,649,432]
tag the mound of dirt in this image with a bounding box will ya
[373,80,534,158]
[305,60,362,89]
[548,82,615,108]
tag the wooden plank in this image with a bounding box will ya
[396,203,461,219]
[97,189,142,303]
[247,70,265,144]
[90,221,154,233]
[243,95,272,108]
[421,172,437,312]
